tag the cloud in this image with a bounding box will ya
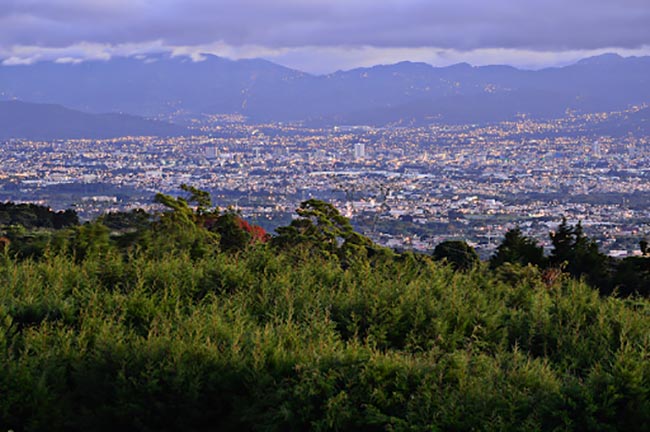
[3,40,650,74]
[1,0,649,50]
[0,41,159,66]
[1,0,649,71]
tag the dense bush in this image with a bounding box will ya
[1,247,648,431]
[1,193,649,430]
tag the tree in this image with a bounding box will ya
[53,208,79,229]
[100,209,151,231]
[273,199,354,252]
[612,256,650,297]
[0,202,78,229]
[272,199,383,263]
[180,183,212,215]
[490,227,545,269]
[549,217,575,265]
[205,211,270,253]
[432,240,479,271]
[154,192,194,226]
[549,218,611,293]
[149,187,219,258]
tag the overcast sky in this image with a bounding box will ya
[1,0,650,72]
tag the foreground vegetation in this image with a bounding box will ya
[1,189,649,431]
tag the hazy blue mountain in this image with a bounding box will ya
[1,53,650,125]
[0,54,310,119]
[0,100,187,140]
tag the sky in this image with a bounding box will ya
[1,0,650,73]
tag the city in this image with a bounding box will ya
[2,107,649,258]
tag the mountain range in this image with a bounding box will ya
[1,53,650,130]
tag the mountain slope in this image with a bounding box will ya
[0,100,187,139]
[590,106,650,136]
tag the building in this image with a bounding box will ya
[354,143,366,160]
[592,140,601,158]
[205,146,218,160]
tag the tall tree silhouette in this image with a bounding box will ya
[549,218,611,293]
[490,227,545,269]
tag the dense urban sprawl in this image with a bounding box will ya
[2,110,650,257]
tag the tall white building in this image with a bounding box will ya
[354,142,366,160]
[592,140,601,158]
[205,146,218,160]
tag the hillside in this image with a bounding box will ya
[0,194,649,431]
[0,100,187,140]
[592,106,650,136]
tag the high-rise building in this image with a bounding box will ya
[627,141,637,158]
[354,143,366,160]
[205,146,218,160]
[592,140,601,158]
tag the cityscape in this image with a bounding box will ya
[3,106,650,258]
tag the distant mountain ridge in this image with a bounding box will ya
[0,100,187,140]
[1,53,650,126]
